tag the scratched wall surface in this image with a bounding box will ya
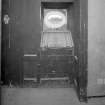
[88,0,105,96]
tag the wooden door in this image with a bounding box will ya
[2,0,41,85]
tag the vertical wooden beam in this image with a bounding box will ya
[0,0,1,85]
[78,0,88,102]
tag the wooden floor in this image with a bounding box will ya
[23,79,71,88]
[1,87,105,105]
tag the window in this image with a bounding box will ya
[43,9,67,31]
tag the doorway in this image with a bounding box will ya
[1,0,88,102]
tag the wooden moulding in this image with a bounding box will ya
[41,0,74,3]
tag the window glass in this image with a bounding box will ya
[43,9,67,31]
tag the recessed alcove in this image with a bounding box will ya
[1,0,88,102]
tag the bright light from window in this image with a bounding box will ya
[44,11,67,29]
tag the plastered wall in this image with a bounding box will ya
[88,0,105,96]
